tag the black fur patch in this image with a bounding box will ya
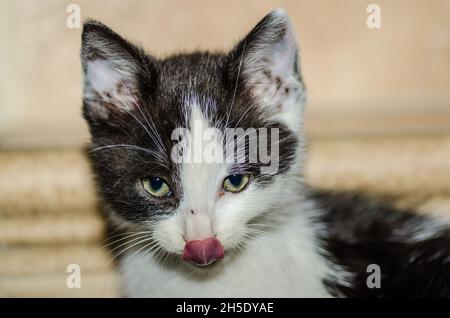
[310,190,450,297]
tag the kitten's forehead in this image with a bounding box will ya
[144,51,298,181]
[158,53,226,97]
[152,53,257,135]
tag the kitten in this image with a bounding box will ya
[81,9,450,297]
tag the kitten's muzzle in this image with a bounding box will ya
[182,237,224,266]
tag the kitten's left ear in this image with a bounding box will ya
[81,20,157,125]
[228,9,305,132]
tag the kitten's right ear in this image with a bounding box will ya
[81,20,156,125]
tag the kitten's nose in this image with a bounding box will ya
[182,237,224,266]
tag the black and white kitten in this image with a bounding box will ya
[81,10,450,297]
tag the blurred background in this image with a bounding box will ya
[0,0,449,297]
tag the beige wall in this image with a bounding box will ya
[1,0,450,147]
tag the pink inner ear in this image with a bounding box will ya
[86,59,121,93]
[85,59,136,113]
[183,237,224,266]
[265,19,298,81]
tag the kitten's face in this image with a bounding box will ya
[82,10,305,267]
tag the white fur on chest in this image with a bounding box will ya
[119,202,333,298]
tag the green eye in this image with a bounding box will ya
[222,174,250,193]
[142,177,172,197]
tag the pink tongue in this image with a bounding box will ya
[182,237,224,266]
